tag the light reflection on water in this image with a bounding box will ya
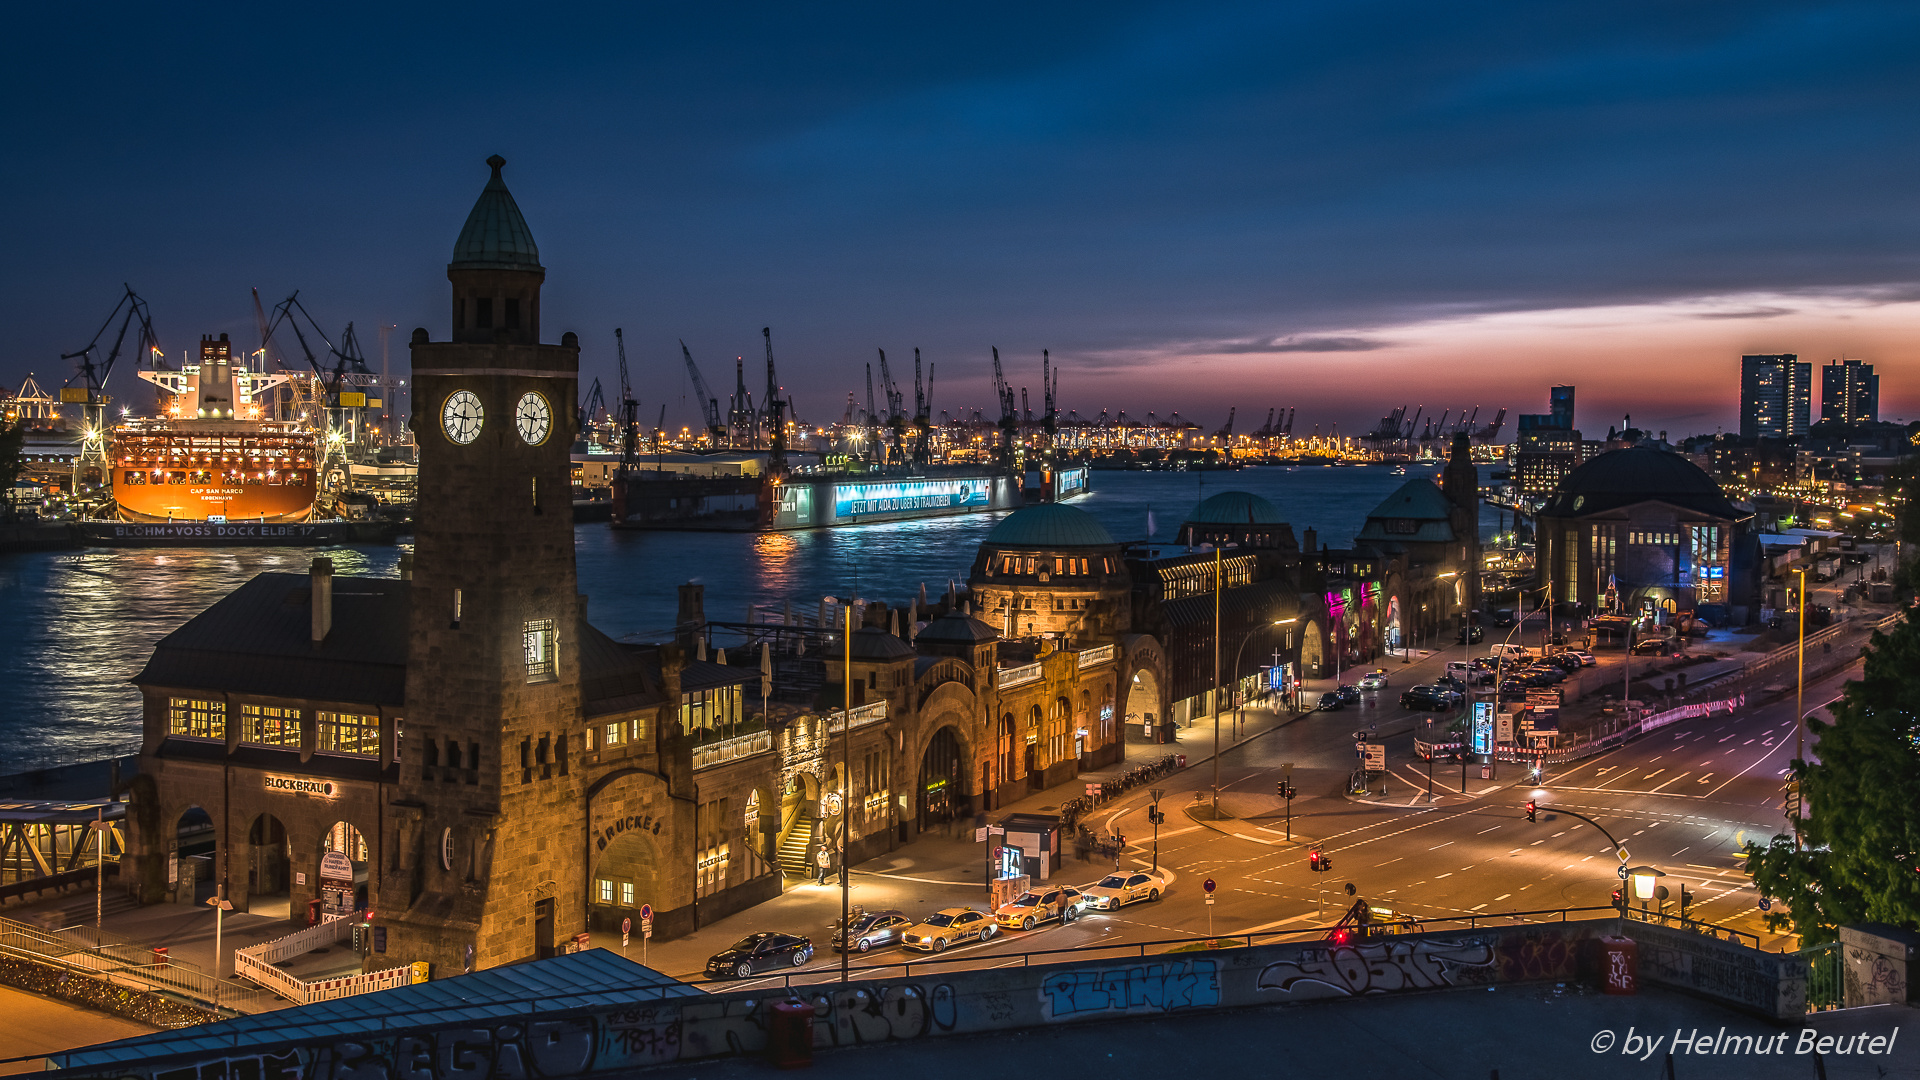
[2,465,1501,771]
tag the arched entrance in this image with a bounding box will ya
[918,727,964,831]
[1299,619,1325,677]
[1384,596,1402,654]
[996,714,1017,794]
[321,821,368,915]
[1125,667,1162,737]
[593,831,665,935]
[245,813,290,917]
[173,807,213,904]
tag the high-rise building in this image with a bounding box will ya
[1512,385,1581,499]
[1739,354,1811,439]
[1820,359,1879,425]
[1547,385,1574,430]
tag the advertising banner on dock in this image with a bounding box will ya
[833,478,993,518]
[1056,467,1089,498]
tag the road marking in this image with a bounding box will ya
[1551,831,1567,837]
[1435,873,1452,879]
[1477,825,1501,834]
[1492,893,1511,902]
[1671,847,1690,857]
[1373,857,1403,867]
[1649,772,1691,792]
[1430,842,1454,850]
[1530,840,1546,845]
[1643,769,1664,779]
[1470,903,1488,911]
[1697,774,1712,783]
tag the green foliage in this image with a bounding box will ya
[1744,613,1920,945]
[0,419,24,518]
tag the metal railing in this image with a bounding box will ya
[1077,644,1117,668]
[692,729,774,770]
[999,662,1043,688]
[682,903,1765,991]
[1799,940,1843,1010]
[824,701,888,734]
[0,912,281,1014]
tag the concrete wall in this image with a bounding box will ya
[43,917,1810,1079]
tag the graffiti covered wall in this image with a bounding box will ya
[43,918,1801,1079]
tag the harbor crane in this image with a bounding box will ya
[60,284,159,493]
[991,347,1017,471]
[678,340,724,444]
[614,329,640,475]
[763,327,787,473]
[911,347,935,466]
[1040,349,1058,457]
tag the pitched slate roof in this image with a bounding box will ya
[132,573,410,706]
[50,951,701,1070]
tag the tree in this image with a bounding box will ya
[0,419,24,520]
[1744,614,1920,945]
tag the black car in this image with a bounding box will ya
[1399,685,1462,711]
[1631,638,1680,656]
[1434,674,1468,694]
[1497,678,1530,700]
[1334,684,1362,705]
[706,932,814,979]
[1454,625,1485,644]
[1317,691,1345,711]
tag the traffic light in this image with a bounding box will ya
[1525,800,1537,823]
[1308,849,1332,872]
[1330,928,1352,945]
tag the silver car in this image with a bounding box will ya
[832,909,911,953]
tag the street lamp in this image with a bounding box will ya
[205,895,233,1008]
[1231,617,1298,739]
[1627,866,1665,916]
[1792,567,1808,765]
[823,594,857,984]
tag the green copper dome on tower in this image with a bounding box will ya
[450,155,542,271]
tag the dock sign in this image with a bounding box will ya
[1471,700,1495,755]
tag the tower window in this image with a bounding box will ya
[504,298,520,329]
[475,298,493,328]
[524,619,557,682]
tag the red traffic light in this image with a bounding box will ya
[1524,800,1537,823]
[1330,929,1351,945]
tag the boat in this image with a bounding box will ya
[80,333,393,545]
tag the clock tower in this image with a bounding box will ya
[387,156,586,971]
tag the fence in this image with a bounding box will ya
[998,662,1042,688]
[691,730,773,771]
[1077,644,1116,668]
[0,912,280,1014]
[231,917,419,1005]
[1799,940,1843,1010]
[824,700,888,734]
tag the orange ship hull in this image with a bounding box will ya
[110,422,320,523]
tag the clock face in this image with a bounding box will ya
[441,390,484,445]
[515,392,552,446]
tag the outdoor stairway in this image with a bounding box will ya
[777,812,816,877]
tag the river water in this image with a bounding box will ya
[0,463,1504,772]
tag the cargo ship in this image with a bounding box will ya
[80,334,367,545]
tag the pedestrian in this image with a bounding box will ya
[1074,833,1089,864]
[815,845,831,886]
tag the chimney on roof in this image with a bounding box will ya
[311,557,334,645]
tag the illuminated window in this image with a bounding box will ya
[604,722,626,748]
[316,711,379,756]
[597,878,614,904]
[524,620,557,682]
[168,698,224,740]
[239,703,300,747]
[621,881,635,906]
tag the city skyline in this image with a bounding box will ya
[7,2,1918,436]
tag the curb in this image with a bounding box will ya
[1178,802,1309,849]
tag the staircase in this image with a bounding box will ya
[778,811,817,877]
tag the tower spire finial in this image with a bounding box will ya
[487,154,506,175]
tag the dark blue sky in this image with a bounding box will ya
[8,1,1918,435]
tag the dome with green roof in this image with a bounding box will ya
[451,155,542,271]
[1189,490,1284,525]
[984,503,1116,548]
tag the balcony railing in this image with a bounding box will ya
[825,700,889,735]
[999,662,1043,688]
[1077,644,1116,668]
[692,729,775,770]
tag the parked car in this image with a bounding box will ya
[1434,674,1468,694]
[831,909,912,953]
[994,885,1087,930]
[1357,672,1390,692]
[1455,625,1485,644]
[1565,649,1597,667]
[1317,692,1345,711]
[1446,661,1495,687]
[1334,684,1362,705]
[706,933,814,979]
[1082,869,1166,910]
[1487,643,1532,662]
[1400,685,1462,711]
[901,907,997,952]
[1631,638,1680,656]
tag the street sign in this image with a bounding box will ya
[1281,762,1294,778]
[1086,783,1100,797]
[1363,743,1386,771]
[1617,865,1630,880]
[1205,896,1214,906]
[1617,848,1631,862]
[640,904,654,939]
[622,917,632,948]
[1203,877,1216,894]
[1150,787,1165,804]
[1758,897,1772,912]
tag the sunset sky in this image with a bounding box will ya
[7,1,1917,437]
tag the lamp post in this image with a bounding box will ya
[823,594,856,984]
[1793,567,1808,765]
[205,895,233,1009]
[1231,618,1297,741]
